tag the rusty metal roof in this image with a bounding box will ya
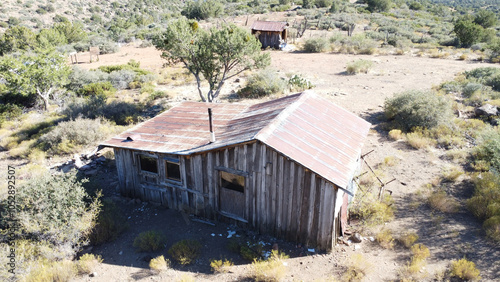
[250,21,288,32]
[101,91,371,188]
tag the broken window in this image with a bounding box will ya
[139,155,158,174]
[165,160,181,181]
[220,171,245,193]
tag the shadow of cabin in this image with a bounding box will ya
[99,91,371,251]
[251,21,289,49]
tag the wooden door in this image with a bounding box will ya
[218,171,246,220]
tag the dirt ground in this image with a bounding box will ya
[60,44,500,281]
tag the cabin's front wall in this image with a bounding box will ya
[113,141,341,250]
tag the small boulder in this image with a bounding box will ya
[90,272,98,277]
[350,233,363,243]
[475,104,498,118]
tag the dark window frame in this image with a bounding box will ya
[138,154,158,174]
[165,158,181,182]
[219,170,245,193]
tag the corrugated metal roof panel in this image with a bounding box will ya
[101,92,371,188]
[250,21,288,32]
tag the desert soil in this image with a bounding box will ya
[65,44,500,281]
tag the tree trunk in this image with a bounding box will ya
[36,87,52,111]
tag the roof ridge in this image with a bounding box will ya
[255,91,314,142]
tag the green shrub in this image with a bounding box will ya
[0,103,23,125]
[384,90,453,132]
[78,81,116,97]
[467,172,500,220]
[133,230,166,252]
[239,69,287,98]
[346,59,373,75]
[68,67,109,92]
[450,258,481,281]
[168,239,202,265]
[149,255,170,272]
[483,216,500,242]
[288,74,314,92]
[210,258,233,273]
[302,37,328,53]
[108,69,137,89]
[0,171,100,260]
[251,250,288,282]
[474,129,500,172]
[462,83,484,98]
[39,117,112,155]
[350,192,395,226]
[89,199,129,245]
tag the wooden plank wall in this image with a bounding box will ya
[114,141,339,250]
[258,31,281,49]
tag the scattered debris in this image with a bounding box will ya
[227,230,236,238]
[350,233,363,243]
[308,248,315,253]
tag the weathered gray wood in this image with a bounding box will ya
[293,166,305,243]
[285,161,295,241]
[207,153,214,217]
[269,151,278,233]
[305,173,317,246]
[276,155,284,236]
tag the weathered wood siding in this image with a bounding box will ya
[114,141,340,250]
[256,31,282,49]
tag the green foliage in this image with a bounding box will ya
[54,21,87,44]
[182,0,224,20]
[0,26,37,55]
[399,232,419,248]
[79,81,116,97]
[88,198,129,245]
[133,230,166,252]
[239,69,287,98]
[483,216,500,242]
[67,67,109,92]
[288,74,314,92]
[376,228,395,249]
[384,90,453,132]
[302,37,328,53]
[0,103,23,125]
[350,192,395,226]
[39,117,112,155]
[63,95,143,125]
[450,258,481,281]
[168,239,202,265]
[366,0,392,12]
[37,28,68,49]
[454,17,484,48]
[0,49,71,110]
[0,171,100,259]
[474,129,500,172]
[149,255,170,272]
[153,18,270,102]
[473,10,497,29]
[346,59,373,75]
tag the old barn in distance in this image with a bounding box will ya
[101,91,371,250]
[251,20,288,49]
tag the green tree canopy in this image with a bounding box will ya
[454,17,484,47]
[153,19,270,102]
[474,10,497,29]
[366,0,392,13]
[0,26,37,56]
[0,50,71,110]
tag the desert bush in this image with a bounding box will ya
[406,130,436,149]
[77,253,103,275]
[67,67,109,92]
[376,228,395,249]
[78,81,116,97]
[399,232,419,248]
[133,230,166,252]
[149,255,170,272]
[474,129,500,172]
[239,69,287,98]
[168,239,202,265]
[25,259,77,282]
[441,166,464,182]
[0,171,100,260]
[384,90,453,132]
[428,190,460,213]
[288,74,314,92]
[450,258,481,281]
[342,253,372,282]
[63,95,144,125]
[388,129,403,140]
[39,117,112,155]
[483,216,500,242]
[410,244,430,261]
[89,198,129,245]
[0,103,22,125]
[346,59,373,75]
[89,36,119,54]
[350,192,395,226]
[467,172,500,241]
[251,250,288,282]
[108,69,137,89]
[210,258,234,273]
[462,83,484,98]
[303,37,328,53]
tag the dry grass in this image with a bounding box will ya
[398,232,419,248]
[210,258,233,273]
[441,166,464,182]
[251,250,289,282]
[342,253,373,282]
[406,131,436,149]
[388,129,404,140]
[77,254,103,275]
[149,255,170,273]
[376,228,395,249]
[450,258,481,281]
[428,190,460,213]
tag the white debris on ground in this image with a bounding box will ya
[227,230,236,238]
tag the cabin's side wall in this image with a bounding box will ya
[254,31,282,49]
[113,141,339,250]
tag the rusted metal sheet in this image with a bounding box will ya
[250,21,288,32]
[102,91,371,189]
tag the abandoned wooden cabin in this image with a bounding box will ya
[100,91,371,250]
[251,21,288,49]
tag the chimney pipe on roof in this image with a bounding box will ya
[208,108,216,143]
